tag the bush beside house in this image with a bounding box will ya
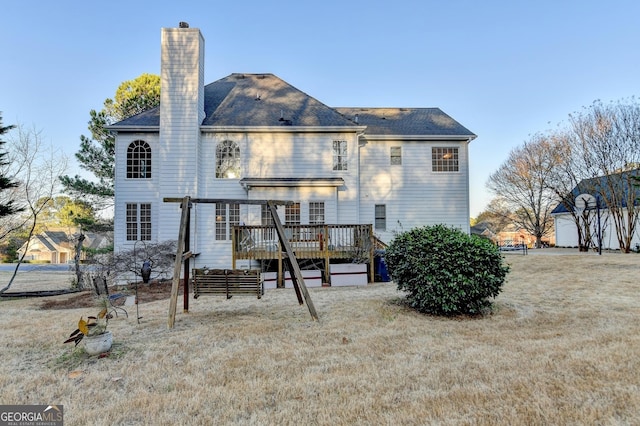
[385,224,509,315]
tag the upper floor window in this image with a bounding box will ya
[127,140,152,178]
[390,147,402,165]
[333,140,348,171]
[126,203,151,241]
[432,147,459,172]
[216,140,240,178]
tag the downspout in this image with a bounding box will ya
[465,135,476,234]
[356,131,367,223]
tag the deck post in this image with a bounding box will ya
[323,225,330,284]
[277,246,283,288]
[369,224,375,283]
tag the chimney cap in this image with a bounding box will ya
[179,22,189,28]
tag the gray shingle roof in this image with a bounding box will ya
[551,170,640,214]
[111,74,476,138]
[202,74,357,127]
[335,107,476,138]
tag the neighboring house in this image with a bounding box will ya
[494,224,554,248]
[472,222,554,248]
[551,171,640,250]
[470,222,497,242]
[108,24,476,277]
[17,228,108,264]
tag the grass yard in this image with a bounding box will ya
[0,250,638,425]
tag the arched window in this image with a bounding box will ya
[216,140,240,178]
[127,140,152,178]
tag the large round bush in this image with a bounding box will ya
[385,224,509,315]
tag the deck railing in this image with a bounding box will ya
[232,224,373,262]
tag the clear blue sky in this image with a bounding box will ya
[2,1,639,217]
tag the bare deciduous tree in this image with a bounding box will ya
[474,197,515,234]
[487,133,561,248]
[569,99,640,252]
[0,124,68,293]
[545,130,596,251]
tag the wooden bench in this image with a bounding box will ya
[192,269,263,299]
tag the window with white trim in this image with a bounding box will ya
[309,202,325,224]
[261,204,274,226]
[285,203,300,225]
[390,146,402,165]
[127,140,152,178]
[126,203,152,241]
[216,203,240,240]
[432,147,459,172]
[333,140,348,171]
[216,140,240,178]
[375,204,386,231]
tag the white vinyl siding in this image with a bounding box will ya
[359,140,470,241]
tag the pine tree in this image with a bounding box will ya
[0,113,22,217]
[60,73,160,209]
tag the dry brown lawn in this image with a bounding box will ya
[1,249,639,425]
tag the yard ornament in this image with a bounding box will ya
[141,260,151,284]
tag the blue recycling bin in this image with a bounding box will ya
[374,249,391,282]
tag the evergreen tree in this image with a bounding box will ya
[0,113,22,217]
[60,73,160,209]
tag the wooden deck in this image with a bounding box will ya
[232,224,374,284]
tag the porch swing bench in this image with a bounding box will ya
[192,268,263,299]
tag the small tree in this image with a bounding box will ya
[385,225,509,315]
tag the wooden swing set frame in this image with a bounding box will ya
[165,196,319,328]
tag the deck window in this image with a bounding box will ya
[333,140,348,171]
[216,140,240,178]
[285,203,300,225]
[432,147,459,172]
[375,204,386,231]
[309,202,325,224]
[126,203,152,241]
[390,146,402,165]
[127,140,151,178]
[261,204,275,226]
[216,203,240,240]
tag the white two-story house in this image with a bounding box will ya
[109,24,476,280]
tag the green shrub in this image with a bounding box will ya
[385,224,509,315]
